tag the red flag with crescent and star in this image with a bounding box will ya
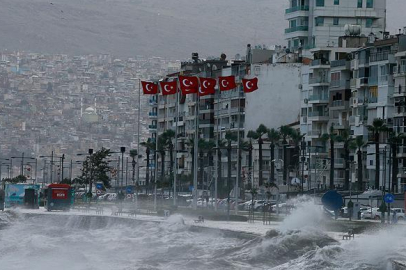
[218,76,237,91]
[242,77,259,93]
[160,81,178,96]
[198,77,216,96]
[141,81,158,95]
[179,75,199,94]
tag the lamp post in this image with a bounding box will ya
[120,147,126,189]
[11,153,35,177]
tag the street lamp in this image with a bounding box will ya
[11,153,35,177]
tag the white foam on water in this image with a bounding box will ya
[278,197,324,232]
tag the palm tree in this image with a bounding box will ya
[186,138,195,185]
[140,139,155,194]
[198,139,206,190]
[336,129,353,190]
[225,130,237,216]
[158,130,175,194]
[388,132,404,192]
[129,149,138,185]
[204,140,216,190]
[367,118,388,189]
[247,124,268,187]
[350,136,365,191]
[239,140,251,194]
[217,138,227,197]
[267,128,280,184]
[322,125,338,190]
[280,125,294,185]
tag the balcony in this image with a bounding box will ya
[367,96,378,104]
[148,124,157,130]
[148,112,157,118]
[335,158,345,168]
[330,79,350,90]
[285,5,309,13]
[308,94,329,104]
[310,59,330,69]
[308,111,329,122]
[370,52,395,63]
[330,59,350,69]
[285,25,308,34]
[307,130,322,137]
[330,100,348,109]
[394,65,406,77]
[309,77,329,86]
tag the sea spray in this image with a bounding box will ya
[278,197,325,232]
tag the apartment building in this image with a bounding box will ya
[285,0,386,50]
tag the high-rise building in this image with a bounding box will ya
[285,0,386,50]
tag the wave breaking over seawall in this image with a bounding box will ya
[1,208,406,270]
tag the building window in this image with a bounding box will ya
[366,18,373,28]
[366,0,373,8]
[315,17,324,26]
[357,0,363,8]
[316,0,324,7]
[334,0,339,5]
[333,18,339,25]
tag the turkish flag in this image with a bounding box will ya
[198,77,216,96]
[141,81,158,95]
[218,76,237,91]
[179,75,199,94]
[242,78,259,93]
[160,81,177,96]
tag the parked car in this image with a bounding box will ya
[361,207,382,220]
[390,208,405,220]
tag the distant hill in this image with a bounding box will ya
[0,0,405,59]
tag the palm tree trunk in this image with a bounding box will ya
[160,153,165,187]
[199,151,204,190]
[146,149,150,194]
[330,139,335,189]
[169,145,174,197]
[344,143,350,190]
[217,149,222,197]
[270,143,275,184]
[227,141,232,216]
[392,143,398,192]
[249,144,253,189]
[283,144,287,185]
[259,138,263,186]
[357,149,363,191]
[375,132,380,189]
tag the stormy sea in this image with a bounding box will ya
[0,205,405,270]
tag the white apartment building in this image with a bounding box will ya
[285,0,386,50]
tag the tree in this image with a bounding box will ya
[267,128,280,184]
[350,135,365,191]
[141,139,155,194]
[225,130,237,216]
[387,132,404,192]
[247,124,268,187]
[2,175,27,184]
[217,138,227,197]
[280,125,294,185]
[202,140,216,190]
[322,125,338,190]
[80,148,111,196]
[336,129,353,190]
[367,118,388,189]
[129,149,138,185]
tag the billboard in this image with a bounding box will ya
[5,184,40,208]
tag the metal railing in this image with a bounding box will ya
[285,26,309,33]
[311,59,330,66]
[309,94,329,101]
[285,5,309,13]
[309,77,329,84]
[330,59,347,68]
[308,111,329,117]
